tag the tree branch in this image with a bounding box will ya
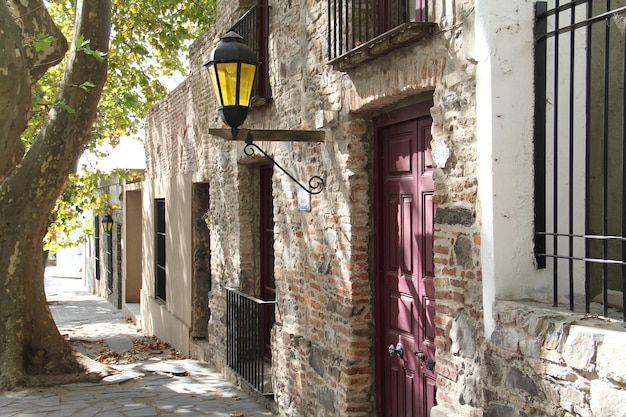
[0,1,28,182]
[7,0,68,84]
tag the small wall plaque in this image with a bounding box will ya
[432,140,450,169]
[297,187,311,211]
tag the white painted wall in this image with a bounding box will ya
[474,0,550,336]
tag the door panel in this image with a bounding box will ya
[376,105,436,417]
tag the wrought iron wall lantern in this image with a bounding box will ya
[204,31,325,195]
[101,213,114,234]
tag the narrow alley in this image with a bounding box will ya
[0,271,275,417]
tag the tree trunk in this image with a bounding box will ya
[0,0,111,389]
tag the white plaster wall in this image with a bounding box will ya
[474,0,550,335]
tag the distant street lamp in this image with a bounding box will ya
[101,214,113,234]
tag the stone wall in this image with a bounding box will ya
[485,301,626,417]
[189,2,480,417]
[147,0,487,416]
[142,0,626,416]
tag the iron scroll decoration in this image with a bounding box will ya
[242,132,325,195]
[205,31,325,195]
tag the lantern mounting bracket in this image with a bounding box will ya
[234,128,325,195]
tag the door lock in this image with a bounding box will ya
[414,350,436,371]
[388,343,404,358]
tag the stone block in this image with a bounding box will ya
[505,367,538,396]
[562,326,597,372]
[484,403,518,417]
[518,337,542,358]
[435,206,476,227]
[542,321,566,351]
[494,302,522,325]
[449,312,477,358]
[596,330,626,385]
[545,364,577,383]
[318,387,336,413]
[491,327,519,353]
[590,379,626,417]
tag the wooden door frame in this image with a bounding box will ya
[373,100,434,416]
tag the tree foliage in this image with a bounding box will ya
[0,0,215,389]
[40,0,216,251]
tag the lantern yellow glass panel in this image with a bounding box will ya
[238,63,257,107]
[215,62,240,107]
[212,62,257,107]
[207,65,222,107]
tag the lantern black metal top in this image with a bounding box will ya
[204,31,258,131]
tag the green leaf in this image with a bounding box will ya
[55,100,75,114]
[74,34,87,49]
[33,33,57,52]
[80,81,96,91]
[83,46,107,62]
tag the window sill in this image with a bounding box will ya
[329,21,438,71]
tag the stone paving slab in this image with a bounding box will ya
[0,275,275,417]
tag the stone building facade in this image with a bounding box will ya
[134,0,626,416]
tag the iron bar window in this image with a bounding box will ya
[534,0,626,320]
[106,228,113,292]
[155,199,166,302]
[95,215,101,281]
[228,3,271,103]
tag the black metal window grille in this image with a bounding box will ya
[534,0,626,320]
[328,0,430,60]
[106,227,113,292]
[155,199,166,302]
[229,2,271,102]
[226,287,275,395]
[95,215,101,281]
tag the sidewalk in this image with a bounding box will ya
[0,274,275,417]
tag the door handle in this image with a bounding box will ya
[388,343,404,358]
[414,350,436,371]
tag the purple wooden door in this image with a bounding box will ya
[375,103,436,417]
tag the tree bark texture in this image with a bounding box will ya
[0,0,111,389]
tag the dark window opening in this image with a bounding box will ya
[155,199,166,302]
[229,0,271,103]
[106,226,113,292]
[95,215,101,281]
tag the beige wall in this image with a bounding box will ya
[141,174,193,356]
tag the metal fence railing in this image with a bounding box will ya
[226,287,275,394]
[328,0,432,60]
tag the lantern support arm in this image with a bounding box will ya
[240,131,325,195]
